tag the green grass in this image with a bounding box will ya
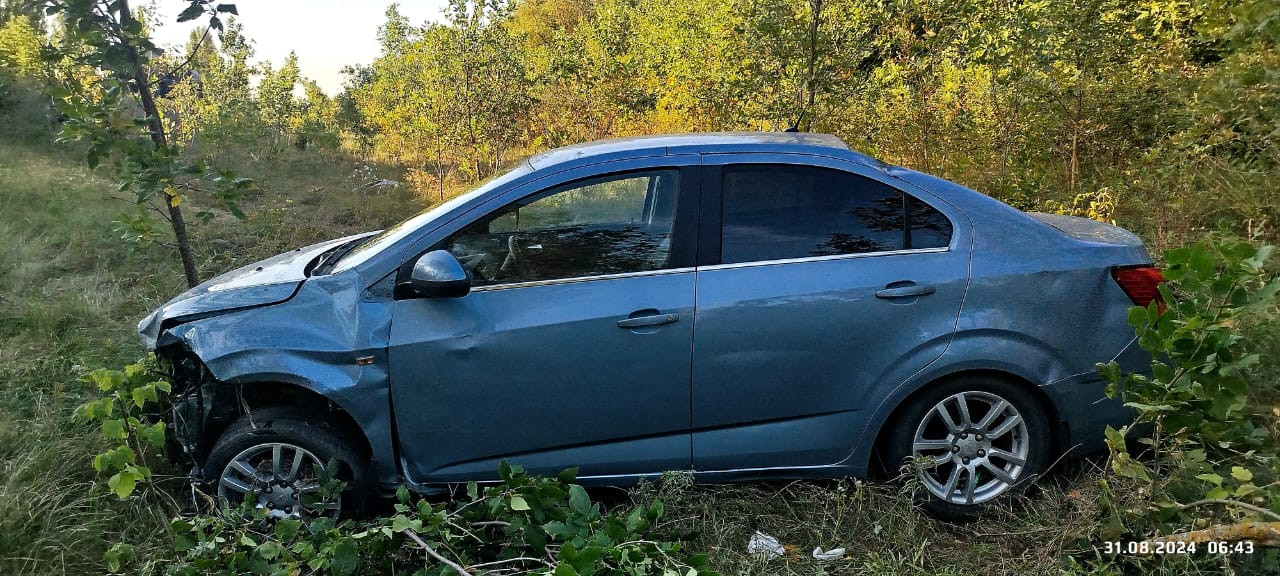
[0,92,167,574]
[0,88,426,574]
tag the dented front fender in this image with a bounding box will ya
[157,271,401,487]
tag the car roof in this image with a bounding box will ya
[527,132,882,170]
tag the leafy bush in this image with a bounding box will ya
[77,358,713,575]
[157,464,715,576]
[1099,237,1280,535]
[75,355,171,501]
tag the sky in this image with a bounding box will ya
[148,0,449,95]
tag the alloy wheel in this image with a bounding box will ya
[217,442,340,518]
[911,390,1030,505]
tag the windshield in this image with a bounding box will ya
[329,161,534,273]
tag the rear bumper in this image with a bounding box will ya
[1041,373,1133,457]
[1040,337,1150,457]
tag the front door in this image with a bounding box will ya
[389,166,699,483]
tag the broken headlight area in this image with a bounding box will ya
[155,345,237,477]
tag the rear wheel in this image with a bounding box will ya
[884,376,1051,520]
[204,408,367,518]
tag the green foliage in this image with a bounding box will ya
[74,355,171,501]
[0,16,44,77]
[1099,237,1280,534]
[42,0,252,287]
[51,82,252,229]
[158,463,716,576]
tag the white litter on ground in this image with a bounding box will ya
[811,546,846,561]
[746,531,785,559]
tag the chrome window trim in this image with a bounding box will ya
[471,266,697,292]
[469,246,949,290]
[703,246,950,271]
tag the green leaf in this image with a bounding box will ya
[107,469,137,499]
[132,383,158,407]
[391,514,410,532]
[510,495,531,511]
[553,563,580,576]
[1126,306,1147,327]
[90,368,123,392]
[545,520,575,540]
[568,484,590,514]
[216,3,238,14]
[1123,401,1174,413]
[173,533,196,552]
[256,541,281,560]
[558,467,580,483]
[177,4,205,22]
[274,518,301,541]
[102,418,127,440]
[1231,466,1253,482]
[648,499,665,521]
[1196,473,1223,486]
[104,542,134,573]
[329,538,358,576]
[139,421,166,448]
[1190,245,1215,280]
[1103,425,1126,449]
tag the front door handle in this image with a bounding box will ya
[617,312,680,328]
[875,284,936,299]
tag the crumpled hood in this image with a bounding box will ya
[138,232,375,348]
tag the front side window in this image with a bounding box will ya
[720,164,952,264]
[441,169,680,285]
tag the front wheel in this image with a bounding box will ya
[884,376,1051,520]
[203,407,368,518]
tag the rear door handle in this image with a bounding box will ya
[875,284,936,299]
[617,313,680,328]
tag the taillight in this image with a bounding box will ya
[1112,266,1165,312]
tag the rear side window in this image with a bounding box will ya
[720,164,951,264]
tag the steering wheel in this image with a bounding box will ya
[455,252,490,283]
[498,234,521,277]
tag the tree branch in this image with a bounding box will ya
[403,529,473,576]
[465,556,552,570]
[467,520,511,529]
[1143,521,1280,550]
[1178,499,1280,523]
[162,24,212,82]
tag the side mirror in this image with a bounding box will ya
[406,250,470,298]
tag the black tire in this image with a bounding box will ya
[883,375,1051,521]
[203,407,369,516]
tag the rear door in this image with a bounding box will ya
[691,154,971,472]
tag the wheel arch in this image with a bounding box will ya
[859,368,1063,477]
[222,381,375,459]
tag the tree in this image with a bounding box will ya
[257,50,298,144]
[49,0,249,288]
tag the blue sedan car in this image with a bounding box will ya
[139,132,1159,518]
